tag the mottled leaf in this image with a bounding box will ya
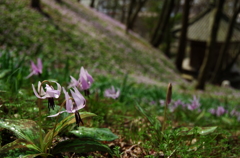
[43,112,97,151]
[21,153,51,158]
[71,127,118,141]
[0,139,32,153]
[52,138,113,155]
[0,119,44,148]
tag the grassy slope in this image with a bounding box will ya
[1,0,240,104]
[0,0,185,86]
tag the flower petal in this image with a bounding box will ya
[63,87,74,113]
[48,110,66,117]
[70,87,85,110]
[68,76,79,88]
[31,61,38,72]
[32,83,46,99]
[37,58,42,74]
[38,81,46,96]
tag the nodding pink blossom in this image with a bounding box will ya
[79,67,94,90]
[26,58,42,79]
[187,95,201,111]
[48,87,86,126]
[32,81,61,110]
[104,86,120,99]
[216,106,227,116]
[68,67,94,96]
[68,76,80,89]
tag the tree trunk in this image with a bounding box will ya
[31,0,41,11]
[111,0,118,18]
[152,0,175,47]
[126,0,136,33]
[126,0,147,33]
[150,0,168,45]
[55,0,62,3]
[90,0,95,8]
[120,0,127,23]
[128,0,147,30]
[195,0,225,90]
[210,0,240,83]
[175,0,191,71]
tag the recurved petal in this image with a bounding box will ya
[37,81,46,96]
[50,81,62,98]
[32,84,46,99]
[48,110,66,117]
[37,58,42,73]
[80,76,89,90]
[25,71,35,79]
[86,70,94,83]
[63,87,73,113]
[70,87,85,110]
[31,61,38,72]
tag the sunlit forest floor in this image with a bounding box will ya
[0,0,240,157]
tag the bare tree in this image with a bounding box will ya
[121,0,127,23]
[175,0,191,71]
[150,0,168,45]
[55,0,62,3]
[126,0,148,33]
[195,0,225,90]
[150,0,175,48]
[90,0,95,8]
[210,0,240,83]
[31,0,41,11]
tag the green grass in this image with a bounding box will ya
[0,0,240,157]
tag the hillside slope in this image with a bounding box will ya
[0,0,185,86]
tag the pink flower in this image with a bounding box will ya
[79,67,94,90]
[32,81,61,110]
[187,95,201,111]
[68,67,94,96]
[104,86,120,99]
[26,58,42,78]
[48,87,86,126]
[209,106,227,116]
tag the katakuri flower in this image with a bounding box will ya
[79,67,94,90]
[104,86,120,99]
[26,58,42,79]
[32,81,61,110]
[48,87,86,126]
[187,95,201,111]
[68,67,94,96]
[209,106,227,116]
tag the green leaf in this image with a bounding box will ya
[0,69,11,78]
[70,127,118,141]
[197,126,217,135]
[0,119,44,148]
[221,117,234,125]
[43,112,97,151]
[135,102,154,124]
[0,139,32,153]
[21,153,51,158]
[52,138,113,155]
[178,126,218,136]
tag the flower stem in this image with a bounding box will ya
[47,100,66,154]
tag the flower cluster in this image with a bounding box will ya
[159,95,201,112]
[32,67,93,126]
[209,106,227,116]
